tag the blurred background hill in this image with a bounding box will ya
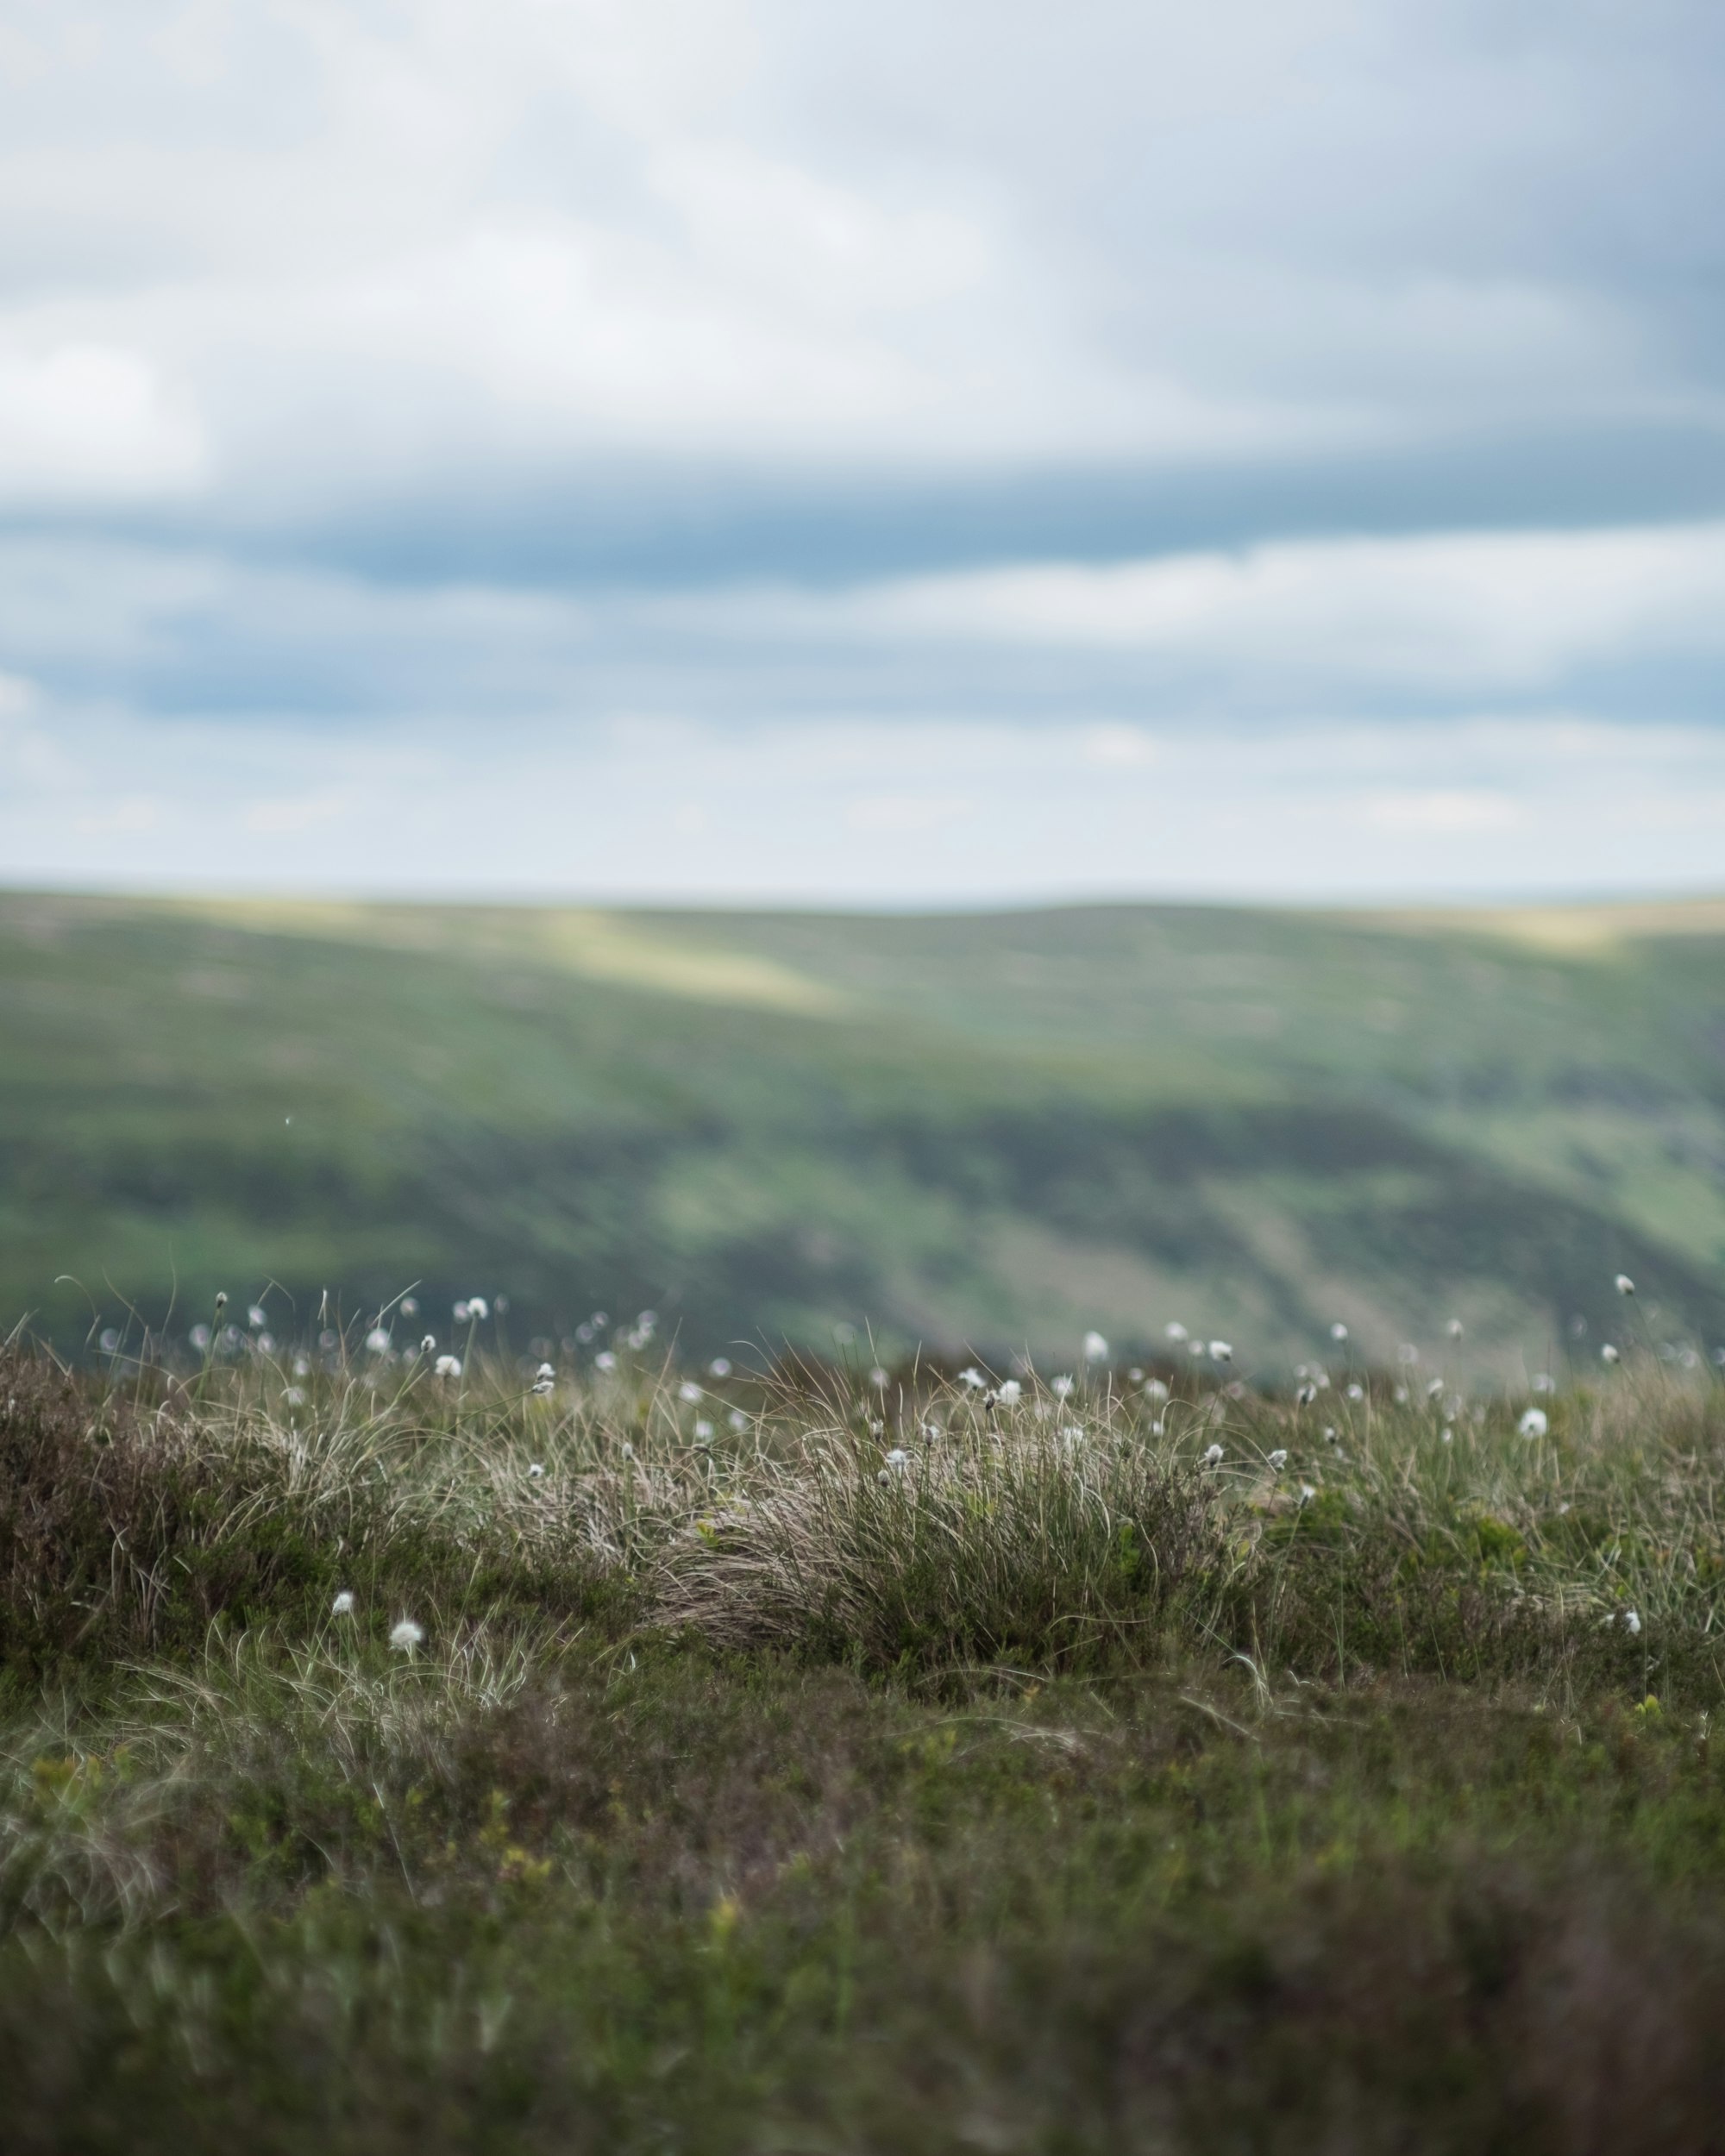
[4,888,1722,1379]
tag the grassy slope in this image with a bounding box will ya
[3,1346,1724,2152]
[3,890,1722,1372]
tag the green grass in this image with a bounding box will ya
[4,1340,1725,2148]
[3,890,1723,1374]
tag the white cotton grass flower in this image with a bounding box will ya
[248,1304,267,1330]
[996,1378,1023,1405]
[1518,1407,1549,1438]
[708,1357,731,1378]
[1082,1330,1108,1362]
[1144,1377,1169,1401]
[1051,1375,1075,1399]
[1441,1426,1454,1444]
[1295,1383,1317,1406]
[1427,1378,1445,1399]
[619,1441,635,1460]
[330,1590,355,1617]
[532,1363,555,1396]
[679,1381,703,1403]
[1165,1321,1189,1343]
[595,1351,618,1372]
[694,1420,714,1440]
[400,1296,418,1318]
[1602,1344,1622,1365]
[869,1366,890,1389]
[1203,1442,1224,1466]
[419,1334,436,1356]
[1615,1274,1635,1297]
[285,1386,305,1406]
[1533,1372,1556,1394]
[1329,1321,1348,1342]
[1349,1382,1366,1402]
[728,1408,749,1433]
[1622,1609,1642,1635]
[958,1367,987,1389]
[389,1617,424,1653]
[365,1326,391,1354]
[1208,1340,1233,1363]
[435,1354,462,1379]
[1446,1318,1465,1339]
[1299,1484,1317,1506]
[528,1462,544,1478]
[1267,1449,1288,1472]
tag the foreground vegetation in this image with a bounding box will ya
[6,889,1724,1370]
[3,1332,1725,2150]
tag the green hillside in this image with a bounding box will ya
[3,890,1722,1376]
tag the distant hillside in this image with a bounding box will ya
[3,890,1722,1377]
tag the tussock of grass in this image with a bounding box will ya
[3,1339,1725,2148]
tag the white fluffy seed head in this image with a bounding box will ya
[330,1590,355,1617]
[389,1617,423,1652]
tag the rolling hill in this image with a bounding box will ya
[3,889,1722,1378]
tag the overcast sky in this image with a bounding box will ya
[3,0,1724,904]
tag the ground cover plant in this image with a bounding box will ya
[6,889,1724,1371]
[3,1322,1725,2151]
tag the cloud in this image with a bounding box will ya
[3,696,1722,905]
[0,343,206,504]
[699,517,1725,686]
[2,3,1724,905]
[1364,790,1522,835]
[665,520,1725,699]
[2,1,1722,520]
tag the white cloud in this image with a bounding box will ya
[3,698,1722,906]
[0,2,1722,913]
[1081,724,1161,768]
[3,1,1716,503]
[703,522,1725,693]
[1364,790,1522,834]
[0,343,206,504]
[844,792,975,834]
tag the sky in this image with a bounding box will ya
[3,0,1724,906]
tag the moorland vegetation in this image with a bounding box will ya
[5,890,1725,1372]
[3,1313,1724,2151]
